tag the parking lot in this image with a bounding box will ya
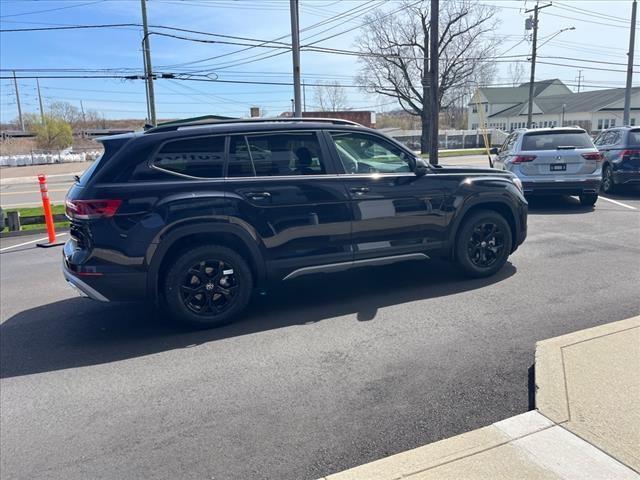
[1,188,639,479]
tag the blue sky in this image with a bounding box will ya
[0,0,636,122]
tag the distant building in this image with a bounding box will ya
[468,79,640,132]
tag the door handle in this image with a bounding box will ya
[244,191,272,200]
[349,187,370,195]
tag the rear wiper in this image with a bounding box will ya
[556,146,576,150]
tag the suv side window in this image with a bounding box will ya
[228,132,326,177]
[153,135,225,178]
[504,132,518,152]
[330,131,411,174]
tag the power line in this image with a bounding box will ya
[0,0,105,18]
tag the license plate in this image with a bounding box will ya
[550,164,566,171]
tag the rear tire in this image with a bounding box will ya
[455,210,512,278]
[579,193,598,207]
[601,165,615,194]
[163,244,253,328]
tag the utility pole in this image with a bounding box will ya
[525,2,552,128]
[140,0,157,125]
[303,79,307,113]
[429,0,439,165]
[289,0,302,117]
[624,0,637,126]
[80,100,86,126]
[12,71,24,131]
[36,78,45,124]
[575,69,583,92]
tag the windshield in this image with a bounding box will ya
[522,132,594,151]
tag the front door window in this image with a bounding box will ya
[330,132,412,174]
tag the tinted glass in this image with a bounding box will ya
[521,132,594,150]
[154,136,225,178]
[228,132,326,177]
[331,132,411,174]
[629,130,640,147]
[228,136,254,177]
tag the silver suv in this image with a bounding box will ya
[491,127,602,206]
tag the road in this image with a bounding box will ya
[0,156,491,208]
[1,188,639,480]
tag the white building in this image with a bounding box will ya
[468,79,640,133]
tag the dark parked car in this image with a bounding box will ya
[594,126,640,193]
[63,118,527,328]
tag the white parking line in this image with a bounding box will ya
[0,233,67,252]
[599,196,637,210]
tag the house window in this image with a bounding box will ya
[471,123,478,129]
[472,105,478,113]
[632,118,636,126]
[611,118,616,127]
[597,119,603,130]
[485,104,488,113]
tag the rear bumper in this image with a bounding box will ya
[521,179,601,196]
[62,240,147,302]
[612,170,640,185]
[63,264,110,302]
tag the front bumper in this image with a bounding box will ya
[521,179,601,196]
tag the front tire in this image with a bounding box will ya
[579,193,598,207]
[163,244,253,328]
[455,210,512,278]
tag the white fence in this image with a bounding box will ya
[0,150,101,168]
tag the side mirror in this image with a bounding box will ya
[489,147,499,155]
[413,157,429,177]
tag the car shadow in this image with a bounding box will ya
[601,186,640,201]
[526,195,596,215]
[0,259,516,378]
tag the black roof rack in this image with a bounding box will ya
[144,116,361,134]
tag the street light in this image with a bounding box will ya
[538,27,576,49]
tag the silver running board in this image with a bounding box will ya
[283,253,430,281]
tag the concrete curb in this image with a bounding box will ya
[321,316,640,479]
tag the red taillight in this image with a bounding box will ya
[65,199,122,220]
[581,152,603,161]
[512,155,537,163]
[621,149,640,160]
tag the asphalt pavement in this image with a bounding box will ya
[1,188,639,479]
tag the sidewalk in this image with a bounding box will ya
[322,316,640,479]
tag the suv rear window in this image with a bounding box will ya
[629,129,640,147]
[522,131,594,150]
[154,136,225,178]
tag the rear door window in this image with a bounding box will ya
[521,131,594,150]
[227,132,326,177]
[153,136,225,178]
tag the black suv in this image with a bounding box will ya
[594,126,640,193]
[63,118,527,327]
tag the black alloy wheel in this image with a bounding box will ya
[467,222,505,268]
[181,259,238,316]
[455,210,512,278]
[164,244,253,328]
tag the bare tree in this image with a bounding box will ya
[356,0,499,155]
[48,101,83,128]
[508,62,525,86]
[313,81,348,111]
